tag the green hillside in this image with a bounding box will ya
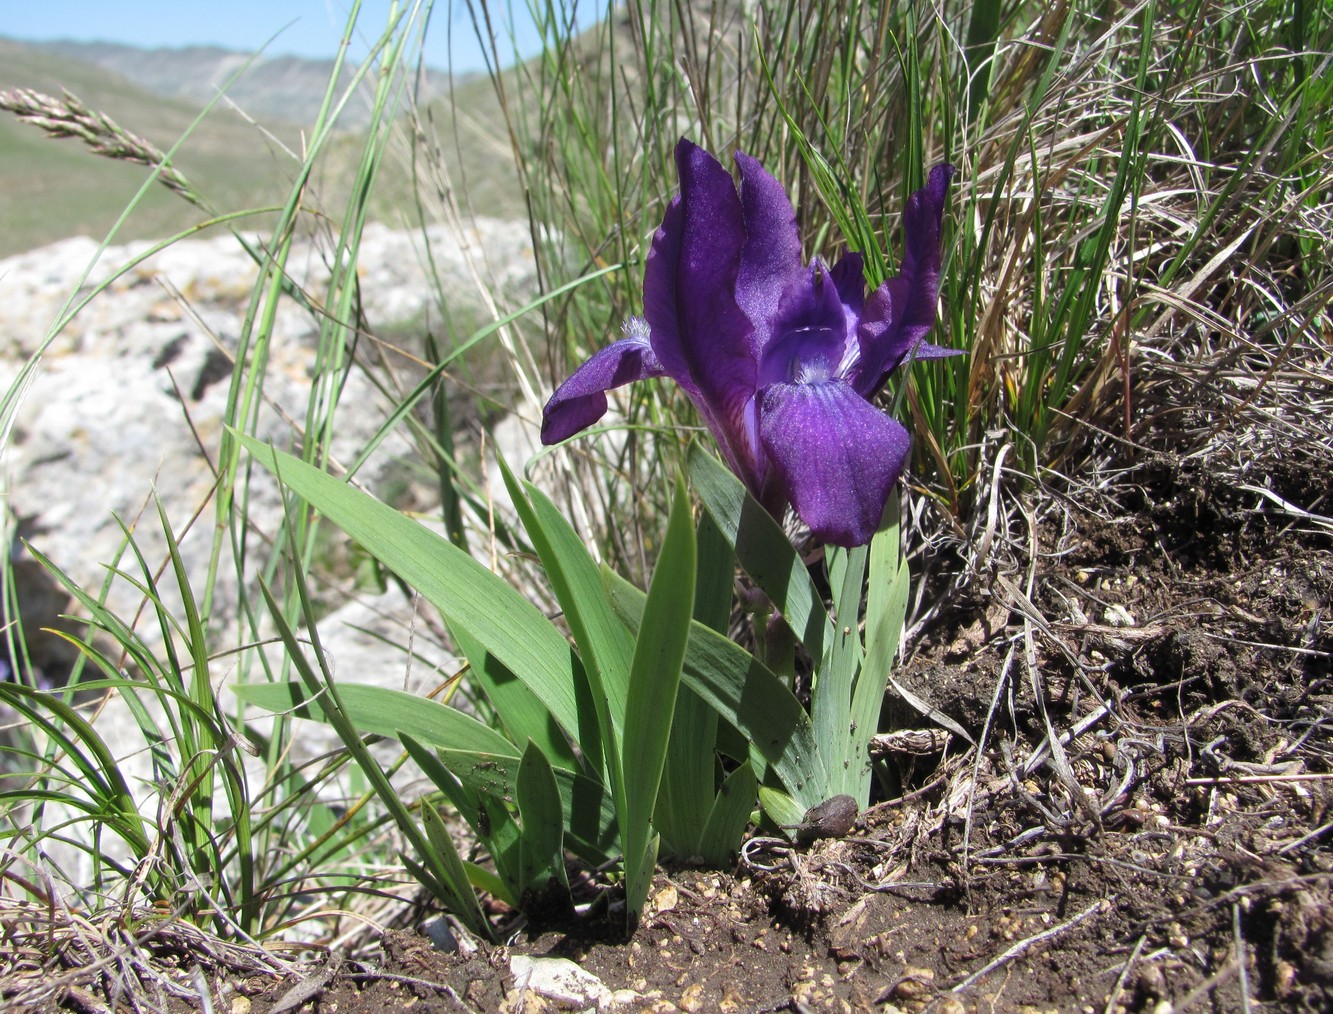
[0,38,316,256]
[0,37,524,258]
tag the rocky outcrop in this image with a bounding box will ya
[0,219,539,887]
[1,219,537,678]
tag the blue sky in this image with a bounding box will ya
[2,1,601,74]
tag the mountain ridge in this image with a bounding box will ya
[16,38,463,129]
[0,35,520,257]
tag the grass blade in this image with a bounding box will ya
[655,510,731,858]
[499,455,632,780]
[232,681,520,759]
[400,734,521,906]
[697,760,757,868]
[606,569,827,812]
[516,739,570,906]
[239,681,617,862]
[238,433,586,757]
[620,479,695,922]
[258,577,491,938]
[815,542,868,800]
[688,444,833,660]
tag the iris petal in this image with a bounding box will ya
[640,195,702,406]
[642,139,759,480]
[829,251,865,318]
[758,263,853,389]
[851,164,956,395]
[735,150,807,355]
[758,379,911,547]
[541,326,666,444]
[644,141,755,415]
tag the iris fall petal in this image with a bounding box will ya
[758,380,912,547]
[540,324,666,445]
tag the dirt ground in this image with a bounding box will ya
[8,454,1331,1012]
[196,455,1331,1013]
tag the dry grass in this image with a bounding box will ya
[0,850,444,1012]
[948,2,1333,491]
[0,894,288,1011]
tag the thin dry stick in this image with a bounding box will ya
[1185,773,1333,786]
[1168,954,1239,1012]
[269,955,341,1014]
[1103,934,1147,1014]
[951,899,1107,994]
[1277,818,1333,856]
[1232,903,1253,1014]
[1022,693,1123,780]
[962,641,1018,875]
[344,969,479,1012]
[191,966,216,1014]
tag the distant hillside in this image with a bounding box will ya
[23,39,465,130]
[0,37,331,257]
[0,37,522,258]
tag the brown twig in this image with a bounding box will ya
[950,899,1108,994]
[1184,773,1333,786]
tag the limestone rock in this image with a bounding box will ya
[0,219,535,890]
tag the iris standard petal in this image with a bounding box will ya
[853,279,961,393]
[850,163,956,395]
[757,379,912,547]
[540,325,667,444]
[757,263,853,389]
[640,194,702,405]
[643,140,756,419]
[828,251,865,317]
[734,150,807,353]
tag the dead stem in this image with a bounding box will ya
[950,898,1107,994]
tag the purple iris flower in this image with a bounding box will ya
[541,138,958,547]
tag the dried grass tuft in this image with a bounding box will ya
[0,894,291,1012]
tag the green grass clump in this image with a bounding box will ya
[479,0,1332,520]
[0,1,464,941]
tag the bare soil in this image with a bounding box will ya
[13,456,1333,1012]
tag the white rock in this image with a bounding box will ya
[1,219,538,658]
[510,954,614,1010]
[1103,603,1136,627]
[0,218,537,891]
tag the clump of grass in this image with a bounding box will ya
[0,0,463,953]
[0,892,294,1010]
[471,0,1332,524]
